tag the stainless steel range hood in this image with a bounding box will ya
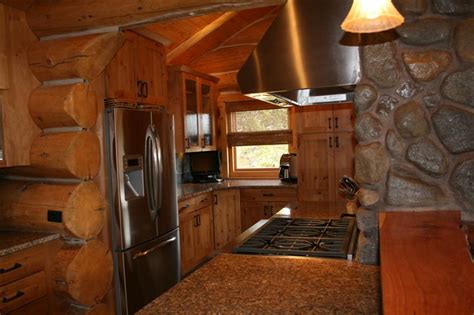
[237,0,360,107]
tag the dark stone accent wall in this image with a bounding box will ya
[355,0,474,264]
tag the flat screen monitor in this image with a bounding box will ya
[189,151,220,176]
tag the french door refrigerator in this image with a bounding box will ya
[105,106,180,315]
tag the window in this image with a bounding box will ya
[226,101,293,178]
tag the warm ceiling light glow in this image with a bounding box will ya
[341,0,405,33]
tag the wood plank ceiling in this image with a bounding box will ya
[145,6,280,93]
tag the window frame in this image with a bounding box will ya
[225,101,294,178]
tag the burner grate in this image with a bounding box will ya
[233,217,356,259]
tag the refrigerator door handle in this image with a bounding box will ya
[153,127,164,215]
[132,236,177,260]
[145,125,159,219]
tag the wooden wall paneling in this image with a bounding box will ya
[223,15,276,46]
[2,6,41,167]
[26,0,285,37]
[29,83,98,129]
[30,131,101,180]
[52,240,113,307]
[0,180,106,240]
[28,32,126,82]
[0,4,8,89]
[213,71,239,92]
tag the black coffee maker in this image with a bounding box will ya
[279,153,297,183]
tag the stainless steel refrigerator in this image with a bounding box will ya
[105,106,180,315]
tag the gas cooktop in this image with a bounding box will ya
[233,217,357,259]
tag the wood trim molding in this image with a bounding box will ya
[227,130,292,146]
[26,0,285,37]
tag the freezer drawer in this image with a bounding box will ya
[116,228,180,314]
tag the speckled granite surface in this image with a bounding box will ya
[0,230,60,256]
[178,179,296,201]
[138,254,381,314]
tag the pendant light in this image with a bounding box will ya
[341,0,405,33]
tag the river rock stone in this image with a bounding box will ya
[376,95,399,117]
[402,50,452,82]
[423,92,442,108]
[362,43,400,88]
[354,84,377,113]
[396,18,451,46]
[394,101,430,139]
[355,113,383,142]
[432,0,474,15]
[386,130,406,159]
[393,0,427,14]
[396,81,423,98]
[407,139,448,176]
[450,159,474,209]
[354,143,389,184]
[357,208,378,232]
[386,168,447,206]
[432,105,474,154]
[455,18,474,64]
[441,68,474,108]
[357,232,378,265]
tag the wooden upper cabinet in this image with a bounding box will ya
[297,103,354,134]
[105,31,166,107]
[168,65,219,153]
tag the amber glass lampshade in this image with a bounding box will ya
[341,0,404,33]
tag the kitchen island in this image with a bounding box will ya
[138,202,381,314]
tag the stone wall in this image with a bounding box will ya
[354,0,474,264]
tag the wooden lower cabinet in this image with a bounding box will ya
[240,188,296,231]
[213,189,241,249]
[179,205,214,275]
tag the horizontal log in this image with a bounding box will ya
[28,32,125,82]
[227,130,292,146]
[52,240,113,306]
[30,131,100,180]
[29,83,97,129]
[26,0,285,37]
[0,180,105,240]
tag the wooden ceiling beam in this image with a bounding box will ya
[26,0,286,37]
[167,11,237,63]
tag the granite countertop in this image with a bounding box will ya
[138,254,381,314]
[178,179,297,201]
[0,230,60,257]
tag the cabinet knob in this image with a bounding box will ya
[328,117,332,129]
[335,136,339,148]
[143,81,148,98]
[137,80,143,97]
[329,136,333,148]
[335,117,339,129]
[185,138,191,149]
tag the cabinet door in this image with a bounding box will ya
[268,202,290,216]
[199,80,216,150]
[182,75,200,151]
[296,104,333,133]
[334,132,355,201]
[213,189,241,249]
[332,103,354,132]
[178,211,197,274]
[105,32,137,101]
[194,205,214,262]
[297,133,336,202]
[240,202,270,231]
[137,37,167,106]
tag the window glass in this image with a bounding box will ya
[234,144,288,169]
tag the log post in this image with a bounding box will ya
[27,32,125,82]
[0,180,105,240]
[29,83,98,129]
[52,240,113,307]
[30,131,100,180]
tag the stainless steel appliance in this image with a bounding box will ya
[233,217,357,260]
[238,0,361,106]
[105,106,180,315]
[279,153,297,183]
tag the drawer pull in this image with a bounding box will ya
[2,291,24,304]
[0,263,22,274]
[200,198,208,203]
[179,204,190,210]
[262,193,275,197]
